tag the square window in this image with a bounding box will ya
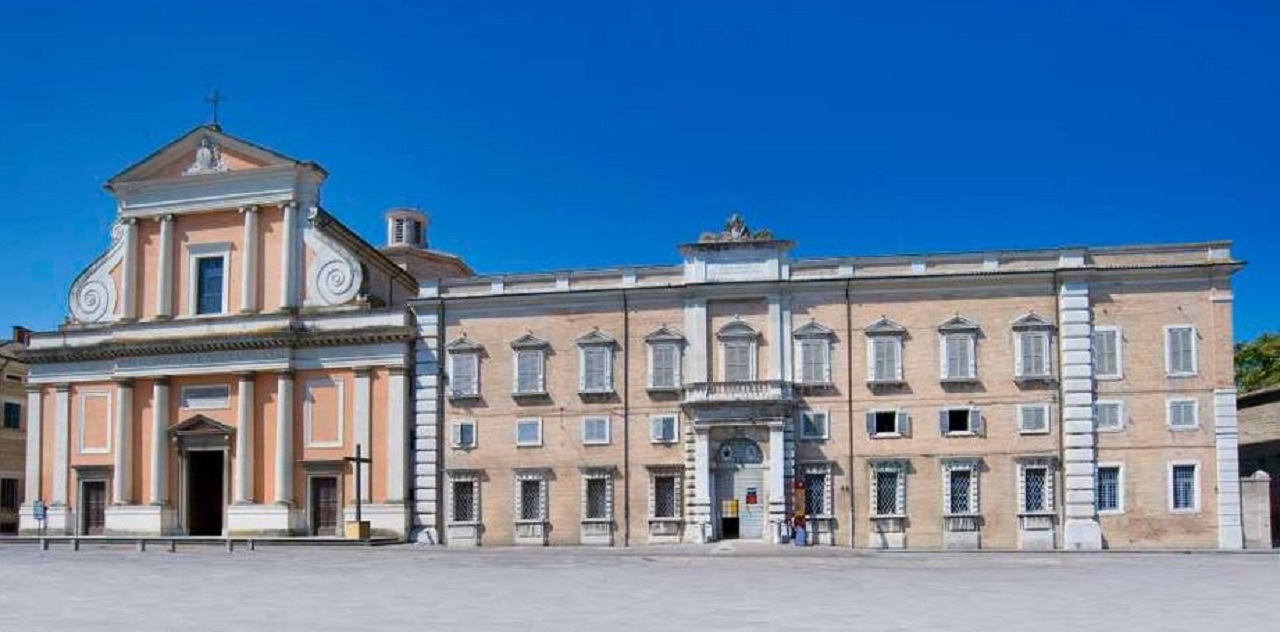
[180,385,230,410]
[1018,404,1050,434]
[1168,400,1198,429]
[451,420,476,449]
[873,410,898,436]
[582,417,610,445]
[515,418,542,447]
[650,415,679,444]
[800,411,829,440]
[941,408,978,435]
[1095,401,1123,431]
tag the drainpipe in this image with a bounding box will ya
[844,279,856,549]
[622,290,631,547]
[435,296,447,545]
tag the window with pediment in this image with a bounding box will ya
[446,336,483,398]
[793,320,834,386]
[645,326,685,391]
[1011,313,1054,382]
[717,320,759,383]
[510,333,549,396]
[865,317,906,385]
[938,315,980,382]
[576,329,616,395]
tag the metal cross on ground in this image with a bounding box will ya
[344,444,372,524]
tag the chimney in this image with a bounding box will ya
[11,326,31,346]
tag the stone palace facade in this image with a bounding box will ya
[20,126,1246,549]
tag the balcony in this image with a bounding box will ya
[682,380,794,404]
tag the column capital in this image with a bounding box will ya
[274,369,295,378]
[152,377,171,387]
[281,200,298,212]
[25,383,43,395]
[113,377,135,388]
[388,366,408,377]
[123,217,138,226]
[157,213,175,223]
[235,371,257,381]
[239,204,261,215]
[353,366,373,378]
[55,383,70,393]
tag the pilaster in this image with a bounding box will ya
[385,366,408,504]
[683,298,708,383]
[410,308,441,543]
[120,218,138,320]
[1214,388,1244,549]
[22,385,42,507]
[280,201,299,310]
[353,367,372,502]
[767,421,787,543]
[1058,280,1101,549]
[52,384,69,506]
[686,427,712,543]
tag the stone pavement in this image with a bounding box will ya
[0,544,1275,631]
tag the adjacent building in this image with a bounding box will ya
[1,332,28,534]
[19,125,1248,549]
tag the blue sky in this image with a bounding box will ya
[1,1,1276,339]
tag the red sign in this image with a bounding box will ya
[745,487,758,505]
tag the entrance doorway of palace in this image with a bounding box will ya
[309,476,340,536]
[80,480,107,535]
[187,450,225,536]
[714,437,766,540]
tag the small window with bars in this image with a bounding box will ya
[1021,466,1049,513]
[1171,464,1198,511]
[870,462,907,517]
[945,467,977,515]
[450,478,478,523]
[1096,466,1121,513]
[802,467,832,518]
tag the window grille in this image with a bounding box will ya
[875,470,900,516]
[451,480,477,523]
[519,479,544,521]
[1172,464,1196,510]
[1096,466,1120,512]
[1023,467,1047,512]
[804,472,827,517]
[585,477,610,520]
[949,469,972,514]
[653,475,679,518]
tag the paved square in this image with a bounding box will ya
[0,544,1274,631]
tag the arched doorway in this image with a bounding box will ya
[713,437,766,540]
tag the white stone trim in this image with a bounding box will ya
[1058,280,1101,549]
[179,383,231,410]
[280,201,299,310]
[352,368,372,502]
[1094,399,1125,433]
[68,223,125,324]
[234,374,254,504]
[120,219,138,320]
[76,389,112,455]
[515,417,543,447]
[52,387,70,505]
[1165,396,1201,431]
[111,382,133,504]
[185,242,232,316]
[149,382,169,504]
[240,206,260,313]
[581,415,611,445]
[155,215,175,318]
[303,211,364,307]
[23,388,42,506]
[1213,388,1243,549]
[302,377,345,449]
[273,373,294,504]
[385,368,407,503]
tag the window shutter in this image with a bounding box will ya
[971,408,984,436]
[451,422,461,446]
[866,411,876,436]
[603,348,613,389]
[651,418,663,442]
[890,339,901,380]
[967,337,977,378]
[815,412,828,438]
[898,411,911,437]
[822,342,832,383]
[867,341,878,382]
[1015,333,1026,376]
[535,351,545,392]
[938,409,949,435]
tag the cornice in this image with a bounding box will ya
[18,326,414,364]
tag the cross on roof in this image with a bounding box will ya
[205,90,224,126]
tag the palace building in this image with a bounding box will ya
[20,126,1248,549]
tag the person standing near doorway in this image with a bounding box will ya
[792,513,807,548]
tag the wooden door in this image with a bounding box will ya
[311,477,339,536]
[82,481,106,535]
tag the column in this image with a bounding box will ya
[149,380,170,504]
[768,294,784,381]
[689,427,711,543]
[112,380,133,504]
[240,206,260,313]
[23,386,42,506]
[234,373,255,504]
[120,218,139,320]
[1058,280,1102,550]
[279,201,298,310]
[155,214,175,318]
[385,367,407,503]
[353,367,372,502]
[1214,388,1244,549]
[274,371,294,504]
[52,385,69,506]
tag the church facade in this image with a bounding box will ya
[21,126,1246,549]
